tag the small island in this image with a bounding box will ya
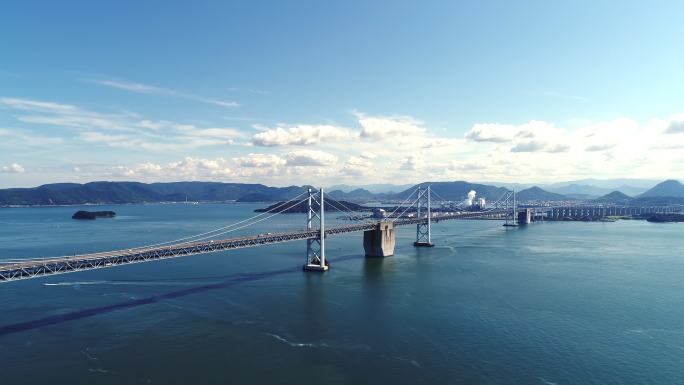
[72,210,116,220]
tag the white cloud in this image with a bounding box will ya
[585,143,615,152]
[340,154,376,176]
[0,163,25,173]
[63,108,684,186]
[91,79,164,94]
[186,127,241,139]
[573,118,639,152]
[136,163,163,174]
[465,120,572,153]
[252,124,355,146]
[340,165,370,176]
[514,120,562,140]
[251,112,430,148]
[86,79,240,108]
[284,150,337,166]
[17,114,129,131]
[540,90,588,103]
[356,112,426,140]
[79,132,182,152]
[3,97,146,133]
[137,120,164,130]
[2,97,242,151]
[510,141,570,153]
[399,155,422,171]
[465,120,560,142]
[359,151,377,160]
[4,96,684,186]
[109,157,232,179]
[175,124,242,144]
[0,97,77,113]
[421,138,465,149]
[445,160,490,172]
[465,123,517,142]
[233,153,287,168]
[227,87,270,95]
[2,97,158,134]
[0,128,64,147]
[168,157,229,173]
[79,131,230,152]
[666,116,684,134]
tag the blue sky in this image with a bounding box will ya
[1,0,683,187]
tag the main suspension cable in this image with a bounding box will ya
[384,188,419,219]
[137,190,310,249]
[157,196,310,245]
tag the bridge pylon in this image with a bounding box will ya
[503,190,519,227]
[414,186,434,247]
[304,187,329,272]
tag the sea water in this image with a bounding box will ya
[1,203,683,384]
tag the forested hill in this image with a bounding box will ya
[2,179,681,206]
[0,182,309,206]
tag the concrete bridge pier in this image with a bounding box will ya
[517,209,532,225]
[364,222,396,257]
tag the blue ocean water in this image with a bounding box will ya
[1,203,684,384]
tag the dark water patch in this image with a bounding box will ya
[0,254,362,337]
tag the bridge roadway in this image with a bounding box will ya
[0,209,507,282]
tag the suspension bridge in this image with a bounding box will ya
[0,186,520,282]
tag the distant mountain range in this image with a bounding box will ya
[328,183,413,194]
[515,186,567,201]
[394,181,509,202]
[589,180,684,205]
[328,181,511,203]
[545,183,649,198]
[1,179,683,207]
[0,182,309,206]
[545,184,619,199]
[330,178,663,199]
[639,180,684,198]
[328,188,379,201]
[445,178,657,198]
[594,191,633,203]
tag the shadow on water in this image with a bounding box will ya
[362,257,386,281]
[0,254,364,337]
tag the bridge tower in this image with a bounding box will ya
[304,188,328,271]
[503,190,518,227]
[414,186,434,247]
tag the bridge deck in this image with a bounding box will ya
[0,210,506,282]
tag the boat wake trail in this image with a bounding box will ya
[267,332,372,352]
[0,268,298,336]
[267,333,330,349]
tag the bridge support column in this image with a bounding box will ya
[364,222,396,257]
[304,188,328,272]
[414,186,434,247]
[517,209,532,225]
